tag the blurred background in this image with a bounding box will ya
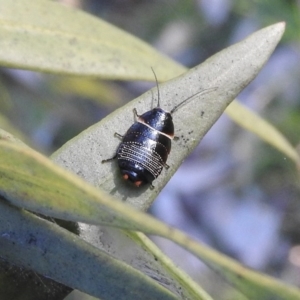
[1,0,300,298]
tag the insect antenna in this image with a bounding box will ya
[170,87,218,114]
[151,67,161,108]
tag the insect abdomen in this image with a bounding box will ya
[117,122,171,186]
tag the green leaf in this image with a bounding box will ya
[0,140,213,300]
[0,141,299,299]
[52,22,288,210]
[0,1,298,165]
[225,101,300,165]
[65,290,99,300]
[0,200,179,300]
[0,0,184,80]
[0,128,31,148]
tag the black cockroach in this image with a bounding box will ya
[102,71,214,189]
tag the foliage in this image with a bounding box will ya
[0,1,299,300]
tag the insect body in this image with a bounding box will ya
[102,72,214,188]
[112,107,173,188]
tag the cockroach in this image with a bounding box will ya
[102,70,215,189]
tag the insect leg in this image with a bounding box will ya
[102,132,124,163]
[114,132,124,139]
[133,108,139,118]
[101,154,117,163]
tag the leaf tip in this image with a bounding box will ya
[270,21,286,37]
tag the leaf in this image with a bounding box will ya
[66,290,99,300]
[1,23,300,300]
[0,141,300,299]
[0,0,184,80]
[0,114,30,142]
[0,128,31,148]
[0,140,213,300]
[225,101,300,165]
[52,22,288,210]
[0,200,179,300]
[0,1,298,164]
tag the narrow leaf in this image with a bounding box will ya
[0,141,300,299]
[1,22,296,300]
[52,22,288,210]
[1,21,298,300]
[226,101,300,165]
[0,0,183,80]
[0,200,178,300]
[0,2,297,165]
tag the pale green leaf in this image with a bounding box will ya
[226,101,300,165]
[52,22,288,210]
[0,200,179,300]
[1,23,300,300]
[0,140,299,299]
[0,0,184,80]
[0,128,31,148]
[0,140,213,300]
[0,1,298,165]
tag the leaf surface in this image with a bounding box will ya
[0,0,183,80]
[0,1,297,163]
[226,101,300,164]
[52,22,289,209]
[0,16,299,300]
[0,138,299,299]
[0,200,179,300]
